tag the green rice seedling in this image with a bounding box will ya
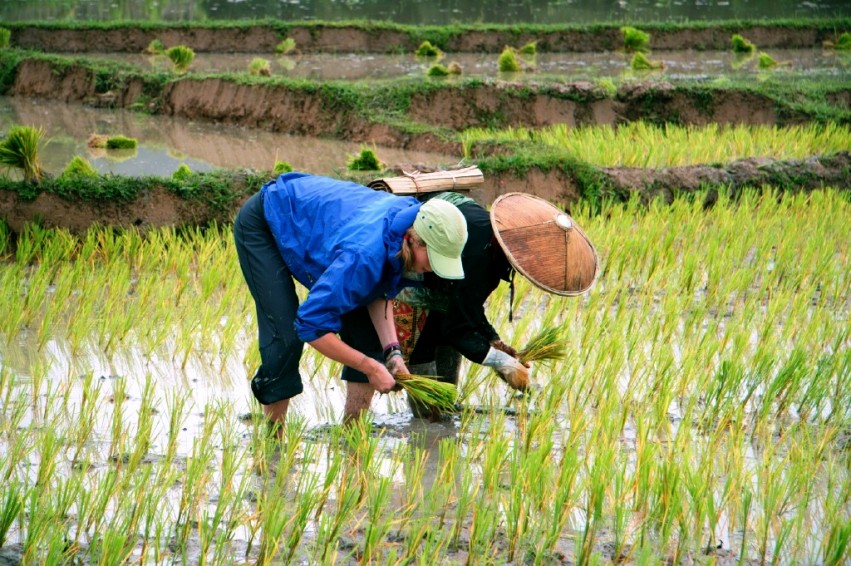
[0,28,11,49]
[415,40,442,58]
[0,481,23,546]
[273,159,293,175]
[275,37,297,55]
[166,45,195,72]
[144,38,165,54]
[347,146,383,171]
[758,52,778,68]
[518,325,567,366]
[621,26,650,53]
[395,442,427,538]
[60,155,98,179]
[498,46,521,72]
[732,33,756,54]
[0,125,45,183]
[594,77,617,97]
[172,163,192,181]
[427,63,449,77]
[631,51,663,70]
[519,40,537,55]
[104,134,136,149]
[248,57,272,76]
[836,31,851,50]
[395,373,457,413]
[361,475,393,564]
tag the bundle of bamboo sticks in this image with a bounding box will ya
[367,166,483,195]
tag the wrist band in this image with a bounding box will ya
[383,342,401,359]
[384,348,402,362]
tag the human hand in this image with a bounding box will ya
[482,346,530,391]
[385,355,408,391]
[363,357,396,393]
[489,339,530,367]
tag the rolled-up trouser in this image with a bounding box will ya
[233,191,305,405]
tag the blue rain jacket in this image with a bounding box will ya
[262,172,421,342]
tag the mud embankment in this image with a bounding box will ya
[1,152,848,234]
[6,58,829,158]
[8,22,849,54]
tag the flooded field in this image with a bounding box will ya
[0,189,847,564]
[0,96,459,178]
[88,48,849,82]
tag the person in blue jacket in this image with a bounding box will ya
[233,172,468,432]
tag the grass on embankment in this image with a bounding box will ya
[462,122,851,167]
[3,17,851,53]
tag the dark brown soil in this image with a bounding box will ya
[8,24,844,54]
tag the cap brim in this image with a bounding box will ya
[427,247,464,280]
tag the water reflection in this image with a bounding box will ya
[0,96,460,177]
[2,0,850,24]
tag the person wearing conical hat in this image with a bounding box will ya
[394,191,597,419]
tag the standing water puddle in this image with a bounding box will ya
[0,96,461,178]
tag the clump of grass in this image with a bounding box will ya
[166,45,195,72]
[519,41,537,55]
[105,135,137,149]
[172,164,192,181]
[498,47,521,72]
[144,39,165,55]
[631,52,663,70]
[275,37,297,55]
[415,40,442,58]
[427,64,449,77]
[273,160,293,175]
[347,147,382,171]
[595,77,617,97]
[731,34,756,54]
[60,156,98,179]
[0,28,11,49]
[758,52,778,68]
[621,26,650,53]
[395,374,457,413]
[0,125,45,184]
[836,32,851,50]
[518,326,567,366]
[248,58,271,76]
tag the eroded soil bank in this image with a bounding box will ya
[1,152,847,234]
[8,57,844,158]
[8,21,851,53]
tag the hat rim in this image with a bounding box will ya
[490,192,599,296]
[426,246,464,280]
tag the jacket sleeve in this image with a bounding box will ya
[295,248,385,343]
[435,243,503,363]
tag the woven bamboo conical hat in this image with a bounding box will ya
[490,193,598,296]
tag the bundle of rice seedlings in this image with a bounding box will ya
[395,373,457,413]
[0,125,44,183]
[518,326,567,366]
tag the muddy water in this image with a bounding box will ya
[89,48,849,82]
[0,96,461,178]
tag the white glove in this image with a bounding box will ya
[482,347,529,391]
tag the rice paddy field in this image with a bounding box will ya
[0,178,848,563]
